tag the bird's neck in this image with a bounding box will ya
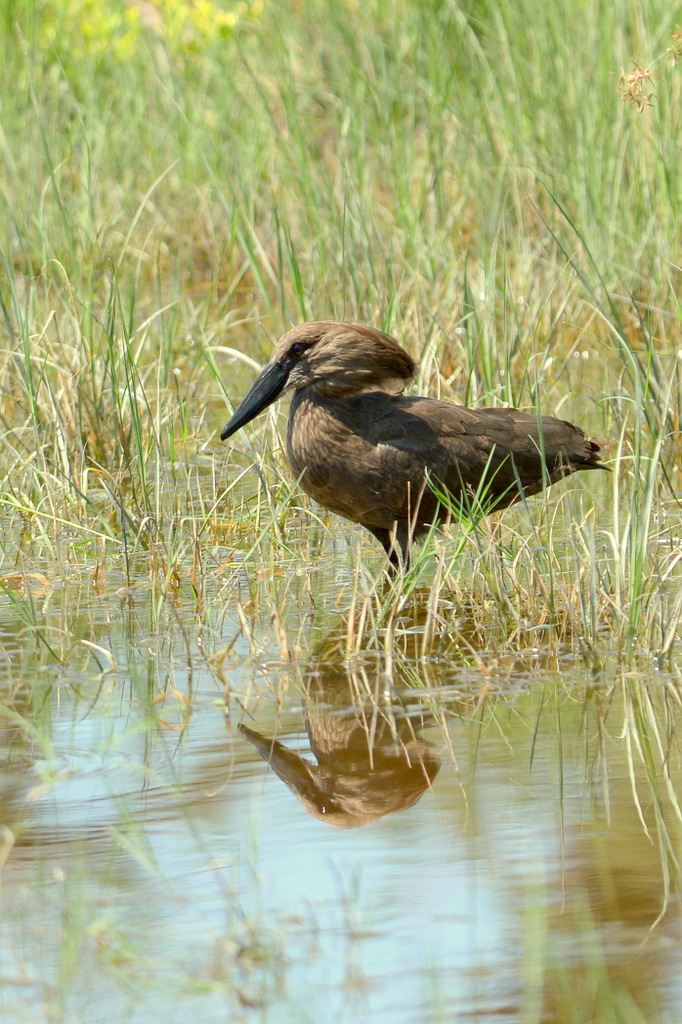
[288,384,395,423]
[286,386,390,473]
[287,387,351,442]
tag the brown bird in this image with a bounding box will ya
[221,320,608,566]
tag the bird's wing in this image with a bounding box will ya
[369,397,603,507]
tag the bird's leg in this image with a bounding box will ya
[366,526,408,571]
[394,523,412,571]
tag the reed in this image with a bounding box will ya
[1,1,682,1020]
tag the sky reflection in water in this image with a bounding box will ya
[1,584,681,1024]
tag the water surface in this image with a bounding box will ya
[1,541,681,1024]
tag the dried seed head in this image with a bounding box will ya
[618,62,654,112]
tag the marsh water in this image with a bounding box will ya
[2,512,682,1024]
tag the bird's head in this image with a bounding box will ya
[221,320,416,440]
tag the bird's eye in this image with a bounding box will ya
[290,342,306,356]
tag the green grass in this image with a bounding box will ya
[1,1,682,1020]
[0,0,680,765]
[0,0,681,759]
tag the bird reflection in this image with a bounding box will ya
[240,626,441,828]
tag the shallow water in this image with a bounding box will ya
[1,542,682,1024]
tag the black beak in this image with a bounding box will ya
[220,361,290,441]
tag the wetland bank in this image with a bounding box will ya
[1,0,682,1021]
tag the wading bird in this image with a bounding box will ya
[221,321,608,566]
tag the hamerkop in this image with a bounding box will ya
[221,321,608,565]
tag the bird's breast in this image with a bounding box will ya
[285,394,394,525]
